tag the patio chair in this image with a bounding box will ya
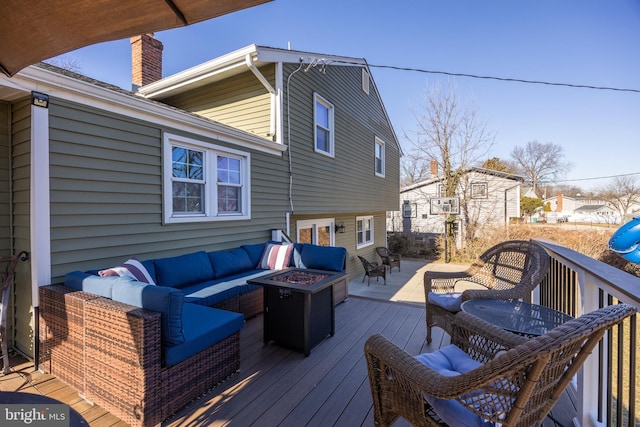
[358,256,386,286]
[365,303,636,427]
[424,240,549,343]
[0,251,29,374]
[375,247,401,273]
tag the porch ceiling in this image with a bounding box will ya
[0,0,271,77]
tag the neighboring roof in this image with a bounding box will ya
[1,0,271,77]
[574,204,611,213]
[401,167,525,193]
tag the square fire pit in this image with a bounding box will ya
[247,268,347,356]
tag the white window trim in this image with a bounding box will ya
[374,136,385,177]
[296,218,336,247]
[313,93,335,157]
[163,133,251,224]
[356,215,374,249]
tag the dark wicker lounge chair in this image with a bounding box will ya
[365,303,636,427]
[358,256,386,286]
[424,240,549,343]
[375,247,401,273]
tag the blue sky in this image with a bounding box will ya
[57,0,640,190]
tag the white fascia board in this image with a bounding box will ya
[138,44,260,98]
[254,46,367,67]
[7,66,285,156]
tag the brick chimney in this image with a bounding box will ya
[130,33,163,90]
[557,193,563,212]
[430,160,438,178]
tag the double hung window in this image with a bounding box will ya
[163,133,250,223]
[314,93,334,156]
[375,137,385,177]
[356,215,374,248]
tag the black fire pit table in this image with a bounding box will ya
[248,268,347,356]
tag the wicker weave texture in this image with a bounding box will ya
[41,285,243,427]
[84,297,162,427]
[424,240,551,343]
[39,285,100,393]
[365,304,636,427]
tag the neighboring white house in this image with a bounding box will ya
[389,165,524,246]
[543,193,640,224]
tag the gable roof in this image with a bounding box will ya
[137,44,402,154]
[401,167,524,193]
[137,44,368,99]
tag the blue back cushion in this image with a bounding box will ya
[300,244,347,271]
[208,248,254,279]
[240,243,266,266]
[111,278,185,346]
[153,251,214,288]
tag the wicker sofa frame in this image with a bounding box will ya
[39,284,241,427]
[365,304,636,427]
[424,239,550,343]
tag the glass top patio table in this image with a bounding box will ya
[460,299,573,337]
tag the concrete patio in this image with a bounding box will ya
[347,258,468,305]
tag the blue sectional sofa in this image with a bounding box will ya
[39,242,348,427]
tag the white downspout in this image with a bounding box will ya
[245,54,277,140]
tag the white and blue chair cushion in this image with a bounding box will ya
[415,344,497,427]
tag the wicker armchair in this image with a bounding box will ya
[358,256,386,285]
[365,304,636,427]
[375,247,401,273]
[424,240,549,343]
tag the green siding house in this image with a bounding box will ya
[138,44,401,282]
[0,42,400,359]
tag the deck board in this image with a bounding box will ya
[2,295,576,426]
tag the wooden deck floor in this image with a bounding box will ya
[1,296,576,426]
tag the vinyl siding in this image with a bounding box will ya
[48,98,290,282]
[284,63,400,214]
[0,102,10,254]
[10,98,33,356]
[161,65,274,140]
[290,212,389,281]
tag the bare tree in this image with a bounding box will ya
[510,140,572,197]
[407,82,494,194]
[596,175,640,221]
[400,151,432,186]
[406,82,495,243]
[44,55,83,73]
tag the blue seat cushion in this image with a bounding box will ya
[164,303,244,367]
[428,292,463,312]
[208,248,254,279]
[153,251,214,288]
[111,278,185,346]
[300,244,346,271]
[416,345,494,427]
[181,269,267,306]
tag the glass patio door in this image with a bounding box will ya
[297,218,335,246]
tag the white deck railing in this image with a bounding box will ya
[534,239,640,427]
